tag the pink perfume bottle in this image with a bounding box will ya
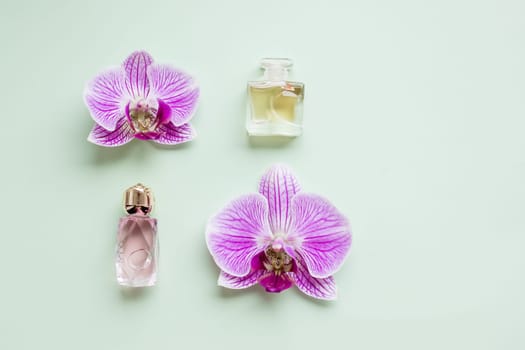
[116,184,158,287]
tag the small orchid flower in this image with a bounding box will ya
[206,165,352,300]
[84,51,199,147]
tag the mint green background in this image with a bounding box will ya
[1,0,524,349]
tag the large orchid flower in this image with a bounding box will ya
[206,165,352,300]
[84,51,199,147]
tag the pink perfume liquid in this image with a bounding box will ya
[116,214,158,287]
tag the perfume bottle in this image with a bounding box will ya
[247,58,305,137]
[116,184,158,287]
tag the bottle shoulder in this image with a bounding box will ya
[120,214,157,224]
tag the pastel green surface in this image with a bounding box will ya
[1,0,524,349]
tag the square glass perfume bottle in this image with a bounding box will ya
[116,184,158,287]
[247,58,305,137]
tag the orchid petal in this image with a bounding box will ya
[123,51,153,98]
[153,122,195,145]
[258,165,301,234]
[157,99,172,125]
[134,131,160,141]
[206,194,272,277]
[148,64,199,126]
[259,272,294,293]
[218,270,263,289]
[289,193,351,278]
[84,68,127,131]
[87,119,134,147]
[293,254,337,300]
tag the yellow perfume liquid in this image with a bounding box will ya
[246,58,305,137]
[249,84,304,122]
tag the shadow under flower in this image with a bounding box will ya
[218,284,277,302]
[294,288,336,307]
[87,133,194,166]
[89,140,143,166]
[150,140,194,151]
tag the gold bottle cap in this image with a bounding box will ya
[124,183,154,215]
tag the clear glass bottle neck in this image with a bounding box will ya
[263,66,289,81]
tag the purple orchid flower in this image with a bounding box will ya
[206,165,352,300]
[84,51,199,147]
